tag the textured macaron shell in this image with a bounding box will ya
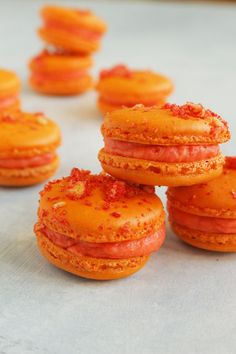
[41,6,107,33]
[101,105,230,145]
[0,69,20,97]
[167,166,236,218]
[38,179,165,243]
[29,51,93,72]
[97,71,173,99]
[0,112,61,158]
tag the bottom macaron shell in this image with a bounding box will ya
[0,156,59,186]
[29,75,93,96]
[36,230,149,280]
[99,149,224,186]
[171,221,236,252]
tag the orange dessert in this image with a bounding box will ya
[29,50,93,95]
[0,111,61,186]
[38,6,107,54]
[96,65,173,114]
[167,157,236,252]
[34,168,166,280]
[98,103,230,186]
[0,69,21,113]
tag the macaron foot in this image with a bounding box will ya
[171,222,236,252]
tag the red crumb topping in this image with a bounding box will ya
[225,156,236,170]
[163,102,221,120]
[100,65,132,79]
[110,212,121,218]
[0,114,17,123]
[40,168,153,204]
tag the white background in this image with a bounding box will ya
[0,1,236,353]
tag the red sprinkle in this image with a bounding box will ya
[110,212,121,218]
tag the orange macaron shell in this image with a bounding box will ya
[167,157,236,251]
[29,51,93,95]
[39,6,107,54]
[0,111,61,186]
[96,66,173,114]
[35,168,165,280]
[99,104,230,186]
[0,69,21,112]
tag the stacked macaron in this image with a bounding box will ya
[29,5,107,95]
[0,69,21,113]
[96,64,173,114]
[98,102,230,186]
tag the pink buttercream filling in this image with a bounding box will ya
[43,223,166,259]
[104,138,219,163]
[0,94,18,109]
[0,152,55,169]
[168,206,236,234]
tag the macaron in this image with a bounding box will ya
[167,157,236,252]
[98,103,230,186]
[0,111,61,186]
[34,168,166,280]
[96,65,173,114]
[38,6,107,54]
[29,50,93,95]
[0,69,21,113]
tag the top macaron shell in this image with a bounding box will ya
[101,104,230,145]
[41,6,107,33]
[167,161,236,219]
[0,112,61,158]
[29,51,93,73]
[38,174,165,243]
[97,70,173,101]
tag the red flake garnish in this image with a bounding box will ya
[162,102,221,120]
[100,65,132,79]
[110,212,121,218]
[0,114,17,123]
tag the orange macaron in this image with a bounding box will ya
[0,69,20,113]
[29,49,93,95]
[96,65,173,114]
[0,111,61,186]
[98,103,230,186]
[34,168,166,280]
[38,5,107,54]
[167,157,236,252]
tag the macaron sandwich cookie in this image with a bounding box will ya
[98,103,230,186]
[0,69,21,113]
[167,157,236,252]
[0,111,61,186]
[34,168,166,280]
[96,64,173,114]
[38,6,107,54]
[29,50,93,95]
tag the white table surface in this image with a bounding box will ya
[1,1,236,353]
